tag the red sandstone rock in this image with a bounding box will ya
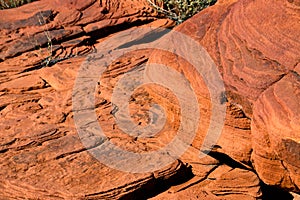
[251,72,300,191]
[0,0,299,199]
[147,0,300,195]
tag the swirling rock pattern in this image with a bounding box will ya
[148,0,300,195]
[0,0,299,199]
[251,71,300,191]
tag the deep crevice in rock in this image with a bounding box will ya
[120,164,194,200]
[260,182,294,200]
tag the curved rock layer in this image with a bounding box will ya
[0,0,299,199]
[0,0,183,199]
[251,71,300,191]
[0,0,166,62]
[222,0,299,192]
[147,0,300,193]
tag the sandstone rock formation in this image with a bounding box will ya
[148,0,299,195]
[0,0,299,199]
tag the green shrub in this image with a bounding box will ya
[148,0,217,23]
[0,0,34,9]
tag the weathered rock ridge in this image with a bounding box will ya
[0,0,299,199]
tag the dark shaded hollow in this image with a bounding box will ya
[120,163,194,200]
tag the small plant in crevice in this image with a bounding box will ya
[1,0,83,69]
[147,0,217,24]
[0,0,36,9]
[35,10,54,67]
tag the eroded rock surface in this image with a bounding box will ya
[0,0,299,199]
[147,0,300,196]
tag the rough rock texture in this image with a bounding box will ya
[0,0,162,61]
[151,166,261,200]
[0,0,182,199]
[252,71,300,191]
[0,0,299,199]
[147,0,300,195]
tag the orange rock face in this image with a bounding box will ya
[153,0,300,194]
[0,0,299,199]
